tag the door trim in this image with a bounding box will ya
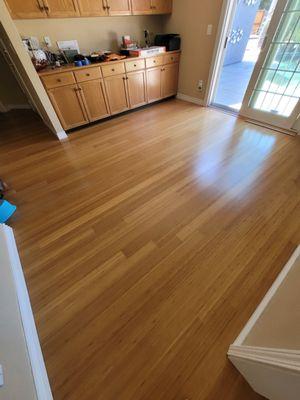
[204,0,237,107]
[239,0,300,131]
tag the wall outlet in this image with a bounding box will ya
[207,24,213,36]
[198,80,204,92]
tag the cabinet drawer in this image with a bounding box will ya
[101,62,125,77]
[41,72,75,89]
[164,53,180,64]
[146,56,164,69]
[125,59,145,72]
[74,67,102,82]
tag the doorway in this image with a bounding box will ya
[213,0,278,112]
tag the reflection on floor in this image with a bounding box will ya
[214,61,255,111]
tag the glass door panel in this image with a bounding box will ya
[240,0,300,130]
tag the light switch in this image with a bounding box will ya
[207,24,213,36]
[0,365,3,387]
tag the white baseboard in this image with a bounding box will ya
[1,224,53,400]
[56,130,68,141]
[1,104,32,112]
[176,93,205,106]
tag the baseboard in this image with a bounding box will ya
[176,93,205,106]
[1,224,53,400]
[1,104,32,112]
[56,130,68,141]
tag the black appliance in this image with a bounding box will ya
[154,34,181,52]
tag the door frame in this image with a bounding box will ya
[204,0,237,107]
[240,0,300,131]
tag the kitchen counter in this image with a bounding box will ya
[38,50,181,76]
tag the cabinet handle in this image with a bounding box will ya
[112,68,115,72]
[86,73,90,76]
[134,64,137,67]
[57,78,62,82]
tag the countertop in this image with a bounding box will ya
[38,50,181,76]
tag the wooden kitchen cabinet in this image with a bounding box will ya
[77,0,106,16]
[79,79,110,122]
[126,70,147,109]
[5,0,47,18]
[151,0,172,14]
[162,63,179,98]
[41,52,180,130]
[41,0,79,17]
[131,0,171,15]
[146,66,162,103]
[106,0,131,15]
[48,84,89,130]
[104,74,129,115]
[130,0,151,14]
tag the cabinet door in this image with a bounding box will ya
[43,0,79,17]
[127,70,147,109]
[5,0,47,18]
[151,0,172,14]
[104,74,129,115]
[79,79,110,122]
[107,0,131,15]
[77,0,107,16]
[48,84,89,130]
[162,63,179,98]
[146,67,162,103]
[130,0,151,15]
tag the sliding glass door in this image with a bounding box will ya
[240,0,300,130]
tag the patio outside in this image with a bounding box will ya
[214,0,277,112]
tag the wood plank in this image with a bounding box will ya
[0,100,299,400]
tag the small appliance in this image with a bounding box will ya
[154,34,181,52]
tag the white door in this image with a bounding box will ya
[240,0,300,131]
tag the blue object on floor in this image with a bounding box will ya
[0,200,17,223]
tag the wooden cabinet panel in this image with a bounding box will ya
[151,0,172,14]
[130,0,151,14]
[127,70,147,109]
[107,0,131,15]
[79,79,110,122]
[104,74,129,115]
[162,63,179,98]
[43,0,79,17]
[74,67,102,83]
[146,67,162,103]
[101,62,126,77]
[41,71,76,89]
[77,0,106,16]
[48,84,89,130]
[125,59,145,72]
[5,0,46,18]
[164,52,180,65]
[146,56,164,69]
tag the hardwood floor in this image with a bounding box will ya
[1,101,300,400]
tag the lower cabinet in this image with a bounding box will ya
[146,66,162,103]
[42,54,180,131]
[48,84,89,130]
[79,79,110,122]
[104,74,130,115]
[162,63,179,98]
[146,63,179,103]
[126,70,147,109]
